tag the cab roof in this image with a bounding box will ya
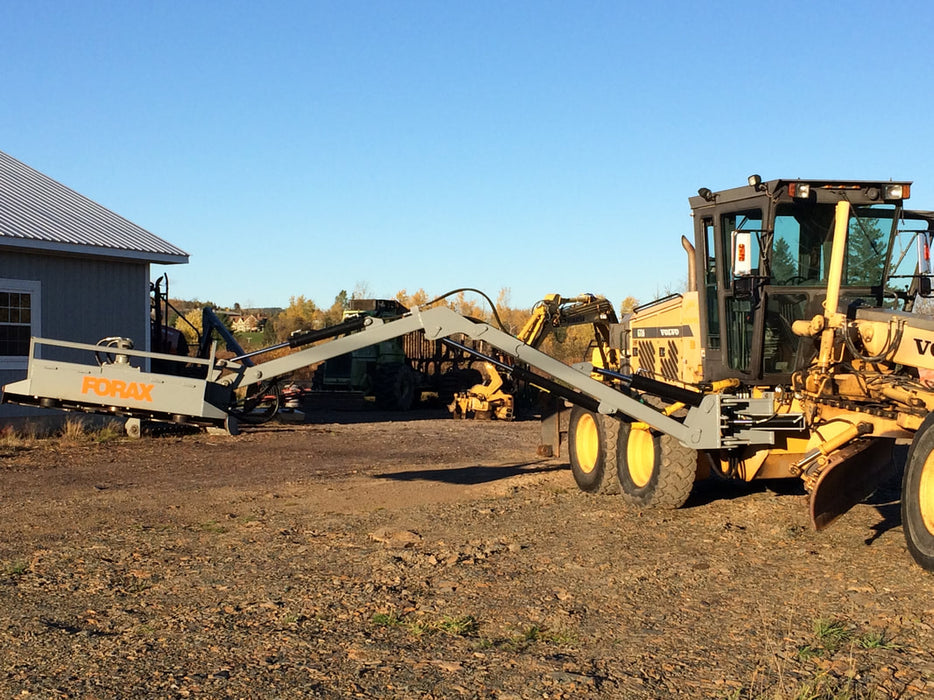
[689,178,912,212]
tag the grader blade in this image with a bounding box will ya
[809,439,896,531]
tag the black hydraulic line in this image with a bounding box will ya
[441,339,600,413]
[230,315,372,363]
[512,364,601,413]
[591,367,705,407]
[287,316,369,348]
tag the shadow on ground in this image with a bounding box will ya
[374,461,566,486]
[862,448,906,544]
[685,447,908,546]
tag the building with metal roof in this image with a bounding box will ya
[0,150,188,264]
[0,149,189,421]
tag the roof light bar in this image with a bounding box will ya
[787,181,910,200]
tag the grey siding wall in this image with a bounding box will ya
[0,249,150,419]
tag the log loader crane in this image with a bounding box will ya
[448,293,618,420]
[6,176,934,571]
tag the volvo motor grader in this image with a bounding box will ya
[5,176,934,570]
[559,176,934,571]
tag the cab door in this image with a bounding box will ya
[719,207,764,377]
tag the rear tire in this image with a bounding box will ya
[567,406,621,495]
[902,415,934,571]
[617,425,695,509]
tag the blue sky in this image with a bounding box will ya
[2,1,933,311]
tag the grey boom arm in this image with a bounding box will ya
[215,305,708,446]
[3,305,723,447]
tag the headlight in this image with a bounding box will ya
[883,183,910,200]
[789,182,811,198]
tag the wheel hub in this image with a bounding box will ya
[627,428,655,488]
[575,413,599,473]
[920,451,934,535]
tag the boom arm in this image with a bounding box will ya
[516,294,618,348]
[5,302,796,450]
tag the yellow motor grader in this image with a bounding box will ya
[561,176,934,570]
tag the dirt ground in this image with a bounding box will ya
[1,407,934,699]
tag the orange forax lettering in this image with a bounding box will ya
[80,376,154,402]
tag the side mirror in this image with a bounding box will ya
[732,230,753,277]
[920,276,933,298]
[732,275,757,300]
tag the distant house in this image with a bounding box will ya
[0,150,189,419]
[231,314,265,333]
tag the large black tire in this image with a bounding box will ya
[228,381,280,424]
[617,425,696,509]
[902,415,934,571]
[373,363,417,411]
[567,406,621,495]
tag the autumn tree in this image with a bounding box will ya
[395,288,431,309]
[321,290,350,327]
[494,288,531,335]
[174,307,234,349]
[351,282,373,300]
[274,295,319,341]
[620,296,639,315]
[175,308,203,346]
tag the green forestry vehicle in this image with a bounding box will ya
[311,298,474,410]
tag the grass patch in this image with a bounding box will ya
[61,417,88,440]
[479,624,579,652]
[0,418,124,450]
[371,610,479,639]
[855,630,899,651]
[371,611,403,628]
[813,618,851,654]
[731,615,903,700]
[435,615,479,637]
[792,672,874,700]
[0,423,40,449]
[90,421,124,443]
[2,560,28,579]
[795,618,852,660]
[60,417,123,443]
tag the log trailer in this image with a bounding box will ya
[6,176,934,572]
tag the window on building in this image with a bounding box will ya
[0,279,40,370]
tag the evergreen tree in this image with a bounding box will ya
[846,217,886,286]
[770,237,797,283]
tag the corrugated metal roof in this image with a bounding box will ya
[0,150,188,264]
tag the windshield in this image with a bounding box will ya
[771,203,899,287]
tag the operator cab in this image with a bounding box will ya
[690,176,930,383]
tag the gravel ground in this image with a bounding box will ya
[1,412,933,699]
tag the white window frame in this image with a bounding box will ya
[0,278,41,371]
